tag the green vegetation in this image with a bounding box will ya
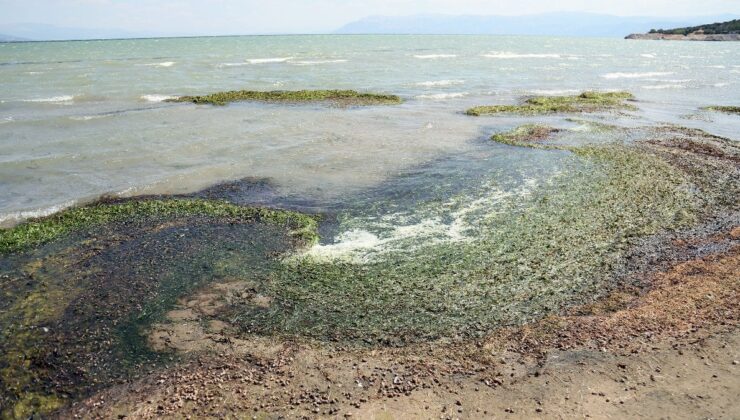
[649,19,740,35]
[168,89,403,106]
[490,124,560,148]
[703,105,740,115]
[228,142,696,345]
[466,91,636,116]
[0,199,319,254]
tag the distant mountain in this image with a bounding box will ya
[335,13,740,37]
[0,23,166,41]
[0,33,29,42]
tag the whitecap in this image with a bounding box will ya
[527,89,581,96]
[415,80,465,87]
[713,83,729,88]
[641,84,687,90]
[247,57,294,64]
[483,52,561,59]
[69,115,108,121]
[416,92,468,100]
[706,65,726,69]
[140,94,177,102]
[218,62,250,67]
[290,59,347,65]
[23,95,74,103]
[640,54,656,58]
[602,72,674,79]
[0,116,13,124]
[144,61,175,67]
[413,54,457,59]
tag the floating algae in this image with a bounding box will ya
[168,89,403,106]
[703,105,740,115]
[466,91,636,116]
[0,199,318,418]
[222,140,697,345]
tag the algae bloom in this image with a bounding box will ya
[168,89,403,106]
[466,91,636,116]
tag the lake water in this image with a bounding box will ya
[0,34,738,235]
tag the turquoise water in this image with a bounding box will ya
[0,35,738,230]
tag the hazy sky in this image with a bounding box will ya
[1,0,738,34]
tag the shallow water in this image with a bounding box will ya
[1,35,738,228]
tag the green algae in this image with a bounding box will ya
[703,105,740,115]
[0,199,319,254]
[0,205,310,418]
[466,91,636,116]
[490,124,561,148]
[168,89,403,106]
[226,142,696,345]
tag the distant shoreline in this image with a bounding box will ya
[626,33,740,41]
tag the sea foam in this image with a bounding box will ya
[140,94,177,102]
[602,72,674,79]
[415,80,465,87]
[483,52,561,59]
[416,92,468,100]
[247,57,294,64]
[413,54,457,59]
[23,95,75,103]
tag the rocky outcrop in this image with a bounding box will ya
[626,33,740,41]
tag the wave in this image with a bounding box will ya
[413,54,457,59]
[0,116,13,124]
[416,92,468,100]
[69,115,109,121]
[641,84,687,90]
[144,61,175,67]
[218,62,250,67]
[415,80,465,87]
[483,52,561,59]
[140,94,177,102]
[640,54,656,58]
[0,200,77,228]
[602,71,674,79]
[526,89,581,96]
[23,95,75,103]
[247,57,294,64]
[290,59,347,65]
[706,65,726,69]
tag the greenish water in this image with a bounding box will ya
[0,35,738,226]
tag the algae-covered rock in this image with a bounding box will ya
[466,91,636,116]
[168,89,403,106]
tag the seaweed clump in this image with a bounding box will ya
[0,199,319,254]
[490,124,561,148]
[168,89,403,106]
[703,106,740,115]
[466,91,636,116]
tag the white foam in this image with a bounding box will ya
[290,59,347,65]
[706,65,726,69]
[299,179,540,263]
[218,62,250,67]
[483,52,561,59]
[413,54,457,59]
[69,115,107,121]
[416,92,468,100]
[0,201,76,227]
[145,61,175,67]
[415,80,465,87]
[527,89,581,96]
[713,83,729,88]
[641,84,687,90]
[25,71,44,75]
[247,57,294,64]
[140,94,177,102]
[23,95,74,103]
[602,72,674,79]
[0,116,13,124]
[640,54,656,58]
